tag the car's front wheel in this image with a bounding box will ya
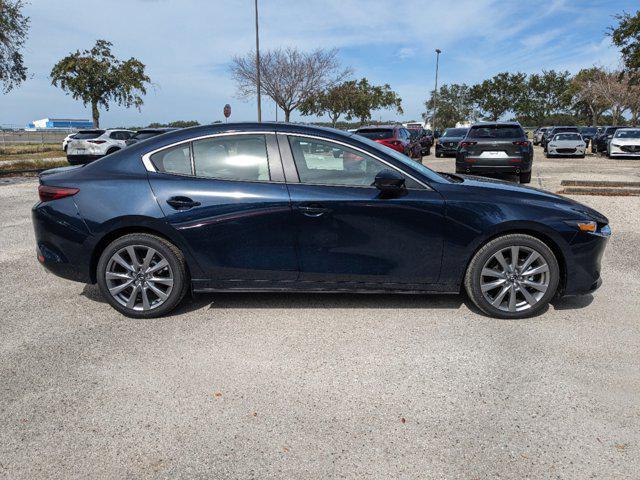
[464,234,559,319]
[97,233,189,318]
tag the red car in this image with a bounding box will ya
[354,125,414,157]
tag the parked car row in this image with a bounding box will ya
[532,124,640,158]
[64,128,177,165]
[353,125,432,159]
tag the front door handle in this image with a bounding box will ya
[166,196,201,210]
[298,204,331,217]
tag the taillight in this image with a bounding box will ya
[512,141,529,147]
[389,140,401,146]
[88,140,106,144]
[460,141,477,147]
[38,185,79,202]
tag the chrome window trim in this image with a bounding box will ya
[279,132,432,190]
[141,130,277,173]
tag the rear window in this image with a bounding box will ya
[407,129,421,140]
[442,128,467,137]
[134,131,161,140]
[467,125,524,139]
[74,130,104,139]
[356,129,395,140]
[580,127,597,134]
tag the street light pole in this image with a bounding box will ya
[255,0,262,122]
[432,48,441,133]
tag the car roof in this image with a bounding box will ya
[355,125,399,130]
[470,122,521,127]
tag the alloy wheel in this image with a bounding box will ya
[479,245,550,313]
[105,245,174,311]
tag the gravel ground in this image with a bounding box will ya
[0,147,638,479]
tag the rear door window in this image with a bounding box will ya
[150,144,192,176]
[192,134,270,182]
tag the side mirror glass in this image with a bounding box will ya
[373,169,406,195]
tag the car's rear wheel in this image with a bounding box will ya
[519,171,532,183]
[97,233,188,318]
[464,234,559,319]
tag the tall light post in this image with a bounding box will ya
[432,48,441,133]
[255,0,262,122]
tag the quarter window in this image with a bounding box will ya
[288,136,422,188]
[192,135,270,182]
[150,144,192,175]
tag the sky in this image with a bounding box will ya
[0,0,637,128]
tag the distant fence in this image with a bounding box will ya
[0,129,73,145]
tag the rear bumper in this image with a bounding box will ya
[67,154,103,165]
[436,144,458,155]
[32,200,93,283]
[456,157,532,173]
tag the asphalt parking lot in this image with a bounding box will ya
[1,147,639,479]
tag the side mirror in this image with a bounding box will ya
[373,169,406,195]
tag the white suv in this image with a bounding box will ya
[66,129,134,165]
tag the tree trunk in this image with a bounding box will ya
[284,109,291,122]
[330,112,340,127]
[590,105,598,127]
[91,102,100,128]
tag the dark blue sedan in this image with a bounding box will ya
[32,123,610,319]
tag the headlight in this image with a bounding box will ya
[611,143,621,147]
[565,220,611,237]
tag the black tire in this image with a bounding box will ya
[519,171,532,183]
[97,233,189,318]
[464,234,559,319]
[435,152,441,158]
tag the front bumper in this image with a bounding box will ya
[609,145,640,157]
[563,230,609,295]
[547,147,586,156]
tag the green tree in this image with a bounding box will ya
[0,0,29,93]
[299,80,359,126]
[470,72,526,121]
[50,40,151,127]
[609,10,640,81]
[424,83,476,129]
[348,78,403,124]
[567,67,609,126]
[148,120,200,128]
[515,70,572,126]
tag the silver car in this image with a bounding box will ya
[545,132,586,158]
[533,126,551,145]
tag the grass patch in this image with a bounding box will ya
[0,150,66,163]
[0,158,69,172]
[0,143,63,156]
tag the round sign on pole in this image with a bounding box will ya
[223,104,231,119]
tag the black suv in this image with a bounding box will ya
[436,127,469,157]
[456,123,533,183]
[592,126,631,154]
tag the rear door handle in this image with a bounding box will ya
[298,204,330,217]
[166,196,201,210]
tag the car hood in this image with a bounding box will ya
[449,174,608,223]
[611,138,640,144]
[549,140,584,147]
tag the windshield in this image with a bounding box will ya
[356,129,394,140]
[442,128,467,137]
[614,129,640,138]
[351,133,447,183]
[407,129,421,140]
[74,130,104,139]
[468,125,523,139]
[554,133,581,141]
